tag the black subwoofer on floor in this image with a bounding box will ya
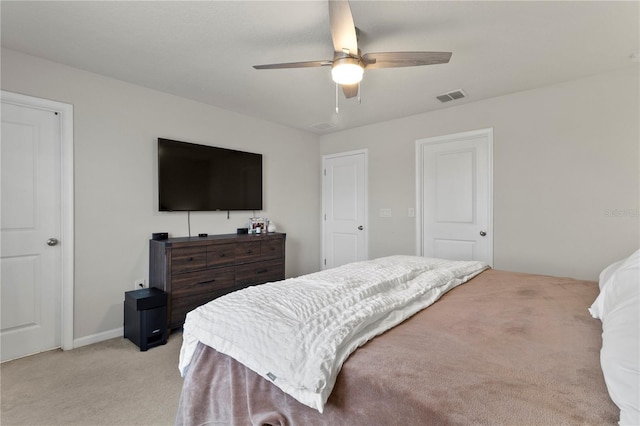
[124,288,168,351]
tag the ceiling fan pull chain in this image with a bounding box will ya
[358,82,361,104]
[335,83,340,114]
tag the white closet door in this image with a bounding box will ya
[322,150,368,269]
[1,101,62,361]
[416,129,493,265]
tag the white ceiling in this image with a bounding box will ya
[2,1,638,134]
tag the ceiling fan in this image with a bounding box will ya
[253,0,452,100]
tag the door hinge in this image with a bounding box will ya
[324,259,327,265]
[323,168,326,176]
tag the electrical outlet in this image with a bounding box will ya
[134,279,147,290]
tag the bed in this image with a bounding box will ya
[175,253,639,425]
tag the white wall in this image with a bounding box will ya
[320,66,640,280]
[3,46,637,344]
[1,48,322,341]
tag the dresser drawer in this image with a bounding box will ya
[236,259,284,286]
[171,247,207,274]
[171,267,236,299]
[235,241,261,263]
[261,238,283,261]
[170,279,245,328]
[170,294,211,328]
[171,291,223,328]
[207,243,235,267]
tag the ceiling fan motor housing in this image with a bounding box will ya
[331,55,364,85]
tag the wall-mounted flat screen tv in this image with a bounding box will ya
[158,138,262,211]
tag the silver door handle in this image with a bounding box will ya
[47,238,59,246]
[357,226,364,231]
[479,231,486,237]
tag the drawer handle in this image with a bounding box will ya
[199,279,216,285]
[188,257,194,261]
[219,253,225,257]
[256,269,268,274]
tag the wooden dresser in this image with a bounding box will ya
[149,232,285,330]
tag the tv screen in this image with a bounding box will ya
[158,138,262,211]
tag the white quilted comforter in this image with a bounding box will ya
[179,255,489,412]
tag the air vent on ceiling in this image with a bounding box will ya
[436,89,467,103]
[310,122,336,132]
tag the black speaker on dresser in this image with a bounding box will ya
[124,288,168,351]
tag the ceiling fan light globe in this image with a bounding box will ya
[331,62,364,85]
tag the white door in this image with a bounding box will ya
[322,150,367,269]
[416,129,493,265]
[1,100,63,361]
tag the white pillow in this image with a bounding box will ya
[590,250,640,425]
[600,259,626,291]
[589,259,625,319]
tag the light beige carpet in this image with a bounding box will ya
[1,332,184,425]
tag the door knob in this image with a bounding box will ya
[479,231,487,237]
[357,226,364,231]
[46,238,59,246]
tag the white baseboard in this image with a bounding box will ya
[72,327,123,349]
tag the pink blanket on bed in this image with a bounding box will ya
[176,269,618,425]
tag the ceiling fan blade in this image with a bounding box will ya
[253,60,332,70]
[362,52,452,69]
[341,83,359,99]
[328,0,358,55]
